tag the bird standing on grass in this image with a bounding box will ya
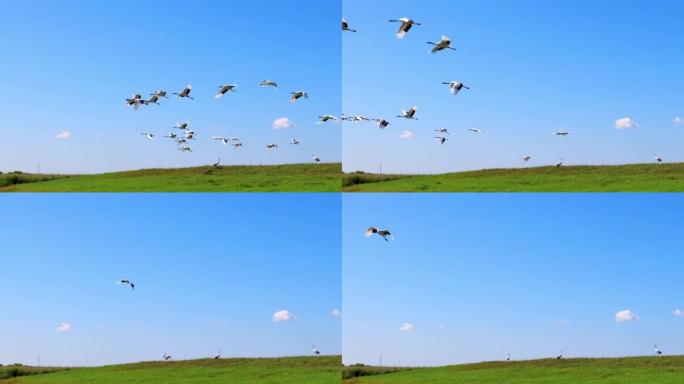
[556,157,563,168]
[655,345,663,356]
[365,227,393,241]
[388,18,421,39]
[312,346,320,355]
[556,350,563,360]
[654,155,663,163]
[163,353,171,361]
[213,158,221,168]
[214,351,221,360]
[312,154,320,163]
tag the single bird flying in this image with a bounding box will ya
[173,84,193,100]
[260,80,278,88]
[365,227,393,241]
[215,84,237,98]
[397,106,418,120]
[442,81,469,95]
[342,17,357,32]
[388,17,421,39]
[427,35,456,53]
[116,280,135,290]
[290,91,309,103]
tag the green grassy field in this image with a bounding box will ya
[0,163,341,192]
[343,163,684,192]
[1,356,340,384]
[343,356,684,384]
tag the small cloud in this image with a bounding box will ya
[398,322,414,332]
[56,130,72,140]
[674,309,684,318]
[674,117,684,126]
[615,117,639,130]
[555,318,569,326]
[273,117,296,130]
[331,309,341,318]
[56,322,72,332]
[95,325,104,332]
[398,130,414,140]
[615,309,639,322]
[273,310,296,322]
[438,325,446,331]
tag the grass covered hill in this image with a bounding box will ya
[1,355,341,384]
[343,163,684,192]
[342,356,684,384]
[0,163,341,192]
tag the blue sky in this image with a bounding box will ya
[0,1,340,174]
[343,194,684,366]
[342,0,684,173]
[0,194,341,366]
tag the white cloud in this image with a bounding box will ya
[56,130,72,140]
[674,117,684,126]
[398,322,414,332]
[615,310,639,322]
[56,322,72,332]
[614,117,639,130]
[674,309,684,318]
[273,310,296,322]
[331,309,341,318]
[438,325,446,331]
[398,130,414,140]
[95,325,104,332]
[273,117,296,130]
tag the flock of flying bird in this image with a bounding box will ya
[126,82,330,165]
[114,279,323,361]
[342,17,672,168]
